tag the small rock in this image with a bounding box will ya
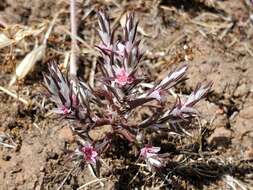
[234,83,249,97]
[239,105,253,119]
[2,154,11,161]
[88,125,113,141]
[208,127,232,148]
[46,151,58,160]
[212,114,228,128]
[58,126,75,143]
[246,147,253,159]
[197,101,228,128]
[39,166,44,172]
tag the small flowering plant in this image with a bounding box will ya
[43,11,212,174]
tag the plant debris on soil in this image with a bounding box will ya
[0,0,253,189]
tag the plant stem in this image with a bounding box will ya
[70,0,78,76]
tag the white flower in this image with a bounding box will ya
[140,146,162,171]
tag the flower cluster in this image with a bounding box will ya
[81,143,98,165]
[43,61,80,117]
[44,11,212,173]
[96,12,142,88]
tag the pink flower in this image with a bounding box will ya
[81,144,98,165]
[61,107,71,114]
[52,106,71,115]
[140,146,162,170]
[149,90,166,102]
[115,68,134,86]
[140,146,160,158]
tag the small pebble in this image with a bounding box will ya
[2,154,11,161]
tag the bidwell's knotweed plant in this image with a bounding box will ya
[43,11,212,174]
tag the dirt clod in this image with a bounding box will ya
[208,127,232,149]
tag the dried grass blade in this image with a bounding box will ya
[0,86,29,105]
[9,45,46,86]
[0,33,13,49]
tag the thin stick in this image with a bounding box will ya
[63,28,93,50]
[69,0,78,76]
[169,89,177,99]
[87,164,104,187]
[43,11,62,45]
[0,142,16,149]
[77,178,107,190]
[57,165,77,190]
[63,52,70,69]
[0,86,29,105]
